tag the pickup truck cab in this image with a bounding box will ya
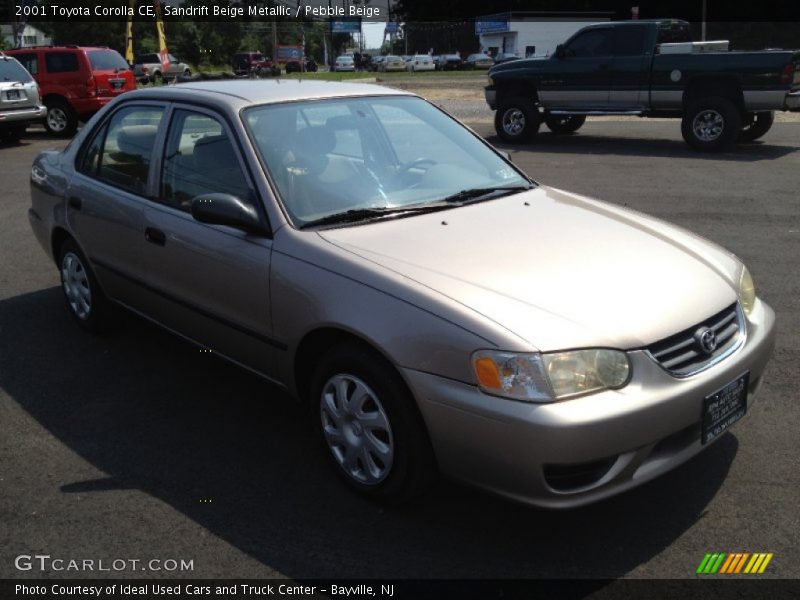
[486,20,800,151]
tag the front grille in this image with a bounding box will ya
[647,303,744,377]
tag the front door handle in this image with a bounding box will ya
[68,196,82,210]
[145,227,166,246]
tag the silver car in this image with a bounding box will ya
[28,81,775,508]
[0,53,46,142]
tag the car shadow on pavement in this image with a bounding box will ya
[0,287,739,579]
[487,131,797,163]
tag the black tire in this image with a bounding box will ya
[58,239,115,333]
[494,97,540,143]
[44,99,78,137]
[738,111,774,142]
[681,96,741,152]
[309,342,437,502]
[151,71,163,85]
[545,114,586,134]
[183,69,192,78]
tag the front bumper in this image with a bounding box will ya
[404,300,776,508]
[485,87,497,110]
[0,104,47,126]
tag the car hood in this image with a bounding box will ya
[318,186,740,351]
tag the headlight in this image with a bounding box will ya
[739,265,756,315]
[472,348,630,403]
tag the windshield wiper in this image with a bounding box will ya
[439,185,533,205]
[299,204,452,229]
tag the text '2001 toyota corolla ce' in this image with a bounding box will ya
[28,80,775,508]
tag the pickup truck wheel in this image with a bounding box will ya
[495,98,540,143]
[681,97,741,152]
[310,343,437,502]
[545,114,586,134]
[44,99,78,137]
[738,111,774,142]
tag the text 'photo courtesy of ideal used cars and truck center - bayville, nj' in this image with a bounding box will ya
[2,0,800,597]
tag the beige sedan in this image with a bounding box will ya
[28,80,775,507]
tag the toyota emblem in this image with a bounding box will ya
[694,327,718,354]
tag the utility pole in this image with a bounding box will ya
[701,0,707,41]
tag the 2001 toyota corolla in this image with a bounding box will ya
[28,80,775,508]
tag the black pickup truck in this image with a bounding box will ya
[485,19,800,151]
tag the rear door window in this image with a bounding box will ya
[79,105,165,195]
[615,25,649,56]
[45,52,80,73]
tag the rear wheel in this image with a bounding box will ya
[681,96,741,152]
[738,111,774,142]
[58,239,115,332]
[310,343,437,502]
[545,114,586,134]
[494,97,540,143]
[44,99,78,137]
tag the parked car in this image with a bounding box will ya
[436,54,463,70]
[493,52,520,65]
[284,57,318,73]
[380,55,406,72]
[370,56,386,72]
[464,53,494,69]
[406,54,435,72]
[6,46,135,136]
[0,53,47,142]
[486,19,800,150]
[333,56,355,72]
[133,53,191,83]
[28,80,776,507]
[232,52,280,77]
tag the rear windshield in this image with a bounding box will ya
[0,57,34,82]
[88,50,130,70]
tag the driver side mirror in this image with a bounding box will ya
[555,44,567,59]
[190,193,267,236]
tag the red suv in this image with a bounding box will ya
[5,46,135,137]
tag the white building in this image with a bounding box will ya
[476,11,612,58]
[1,23,52,48]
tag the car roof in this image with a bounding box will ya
[122,79,413,110]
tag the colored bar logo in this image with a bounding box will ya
[696,552,773,574]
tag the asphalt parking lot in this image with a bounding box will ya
[1,117,798,582]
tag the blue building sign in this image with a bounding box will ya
[475,13,510,35]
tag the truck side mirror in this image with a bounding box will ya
[555,44,566,59]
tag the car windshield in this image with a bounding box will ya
[244,95,531,228]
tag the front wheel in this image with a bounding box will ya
[738,111,774,142]
[310,343,437,502]
[494,98,540,143]
[681,97,741,152]
[545,114,586,134]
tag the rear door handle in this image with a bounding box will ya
[68,196,82,210]
[145,227,166,246]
